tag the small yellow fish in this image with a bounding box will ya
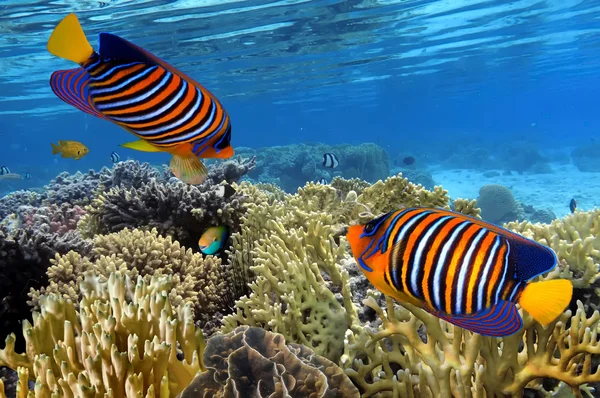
[51,140,89,160]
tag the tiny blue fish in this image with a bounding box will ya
[0,166,10,175]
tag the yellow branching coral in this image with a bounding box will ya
[0,271,204,397]
[342,290,600,397]
[28,227,228,327]
[506,209,600,288]
[222,196,357,362]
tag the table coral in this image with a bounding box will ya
[0,271,204,397]
[28,228,231,333]
[181,325,360,397]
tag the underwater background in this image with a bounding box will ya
[1,0,600,397]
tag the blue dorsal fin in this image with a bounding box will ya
[432,301,523,337]
[507,237,557,281]
[98,33,212,91]
[49,68,104,119]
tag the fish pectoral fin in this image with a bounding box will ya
[47,13,94,65]
[432,300,523,337]
[120,140,163,153]
[519,279,572,326]
[170,155,207,185]
[51,143,61,154]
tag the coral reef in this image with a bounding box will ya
[1,158,598,397]
[29,228,233,334]
[181,326,359,397]
[572,143,600,172]
[237,143,389,192]
[0,271,204,397]
[476,184,519,224]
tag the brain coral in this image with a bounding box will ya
[476,183,518,223]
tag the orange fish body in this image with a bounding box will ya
[46,14,233,184]
[346,208,573,337]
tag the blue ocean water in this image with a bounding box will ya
[1,0,599,215]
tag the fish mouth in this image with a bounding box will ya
[199,244,207,249]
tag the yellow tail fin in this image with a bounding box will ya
[50,143,61,155]
[519,279,573,325]
[47,13,94,64]
[170,155,207,185]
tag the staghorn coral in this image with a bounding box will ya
[506,210,600,289]
[0,271,204,397]
[181,325,359,397]
[29,228,232,333]
[330,176,371,197]
[452,198,481,218]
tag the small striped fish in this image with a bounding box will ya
[0,166,10,175]
[322,153,339,168]
[346,207,573,337]
[110,151,120,164]
[46,13,233,185]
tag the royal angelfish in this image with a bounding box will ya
[46,14,233,184]
[346,207,573,337]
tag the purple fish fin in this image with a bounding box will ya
[98,33,208,89]
[50,68,104,119]
[432,300,523,337]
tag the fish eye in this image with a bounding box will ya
[364,223,375,233]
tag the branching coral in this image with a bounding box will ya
[182,325,360,397]
[0,271,204,397]
[29,228,231,333]
[342,290,600,397]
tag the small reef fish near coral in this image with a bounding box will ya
[198,225,229,255]
[0,167,10,175]
[50,140,89,160]
[346,207,573,336]
[47,13,234,185]
[570,198,577,213]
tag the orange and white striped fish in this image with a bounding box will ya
[46,14,233,184]
[346,208,573,337]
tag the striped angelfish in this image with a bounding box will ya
[46,13,233,185]
[322,153,339,168]
[346,207,573,337]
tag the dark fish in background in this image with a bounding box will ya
[403,156,416,165]
[23,173,32,180]
[317,177,328,184]
[46,13,233,185]
[322,153,339,168]
[0,166,10,175]
[569,198,577,213]
[346,207,573,337]
[111,151,120,163]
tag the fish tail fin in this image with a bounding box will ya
[170,155,208,185]
[47,13,94,64]
[519,279,573,325]
[51,143,62,155]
